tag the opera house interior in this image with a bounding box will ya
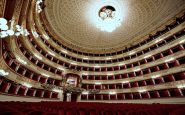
[0,0,185,114]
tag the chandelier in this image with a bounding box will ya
[0,18,29,38]
[87,0,126,32]
[99,6,115,20]
[36,0,45,13]
[96,5,122,32]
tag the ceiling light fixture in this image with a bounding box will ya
[17,57,27,65]
[22,83,32,88]
[95,82,102,85]
[109,91,116,95]
[34,54,42,60]
[52,89,61,93]
[58,67,64,71]
[165,57,174,62]
[177,84,185,89]
[144,55,151,59]
[82,91,89,95]
[82,72,88,75]
[94,65,100,68]
[106,57,112,60]
[155,39,162,43]
[134,68,141,72]
[32,31,39,38]
[138,89,147,93]
[43,34,49,40]
[62,50,68,54]
[88,0,126,32]
[0,69,9,76]
[42,73,50,77]
[97,5,121,32]
[118,63,125,66]
[107,73,113,76]
[151,75,161,79]
[122,81,129,84]
[71,62,77,65]
[36,0,44,13]
[179,39,185,44]
[0,18,29,38]
[83,57,89,60]
[129,51,135,55]
[49,52,55,56]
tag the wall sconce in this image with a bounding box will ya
[0,69,9,76]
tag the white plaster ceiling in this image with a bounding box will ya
[44,0,185,53]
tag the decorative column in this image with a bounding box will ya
[44,78,48,84]
[24,87,28,96]
[66,93,71,102]
[5,83,11,93]
[15,85,21,94]
[33,90,36,97]
[76,94,81,102]
[58,90,64,101]
[49,92,52,98]
[41,91,44,97]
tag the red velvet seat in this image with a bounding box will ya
[0,111,24,115]
[127,110,149,115]
[27,111,45,115]
[169,108,185,115]
[89,109,98,115]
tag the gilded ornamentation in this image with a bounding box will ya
[44,0,185,53]
[0,0,5,17]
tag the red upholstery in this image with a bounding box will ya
[0,102,185,115]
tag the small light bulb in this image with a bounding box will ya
[0,18,7,25]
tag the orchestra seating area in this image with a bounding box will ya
[0,102,185,115]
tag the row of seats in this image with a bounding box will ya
[0,101,185,115]
[17,39,64,77]
[0,77,59,99]
[83,69,184,80]
[39,31,185,65]
[18,29,185,76]
[23,32,185,72]
[12,32,185,83]
[82,72,185,90]
[40,11,185,58]
[81,88,185,100]
[2,42,61,86]
[82,56,185,80]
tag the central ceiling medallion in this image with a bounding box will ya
[87,0,125,33]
